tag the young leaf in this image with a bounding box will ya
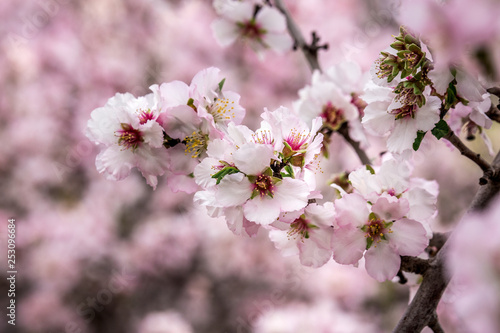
[431,119,450,140]
[413,130,426,151]
[211,166,240,185]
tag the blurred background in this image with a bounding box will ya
[0,0,498,332]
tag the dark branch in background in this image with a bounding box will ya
[444,130,495,185]
[400,256,430,275]
[486,87,500,122]
[273,0,327,72]
[394,150,500,333]
[337,124,372,165]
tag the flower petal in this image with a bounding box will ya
[365,243,400,282]
[331,225,366,265]
[389,218,429,256]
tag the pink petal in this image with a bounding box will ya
[298,240,332,268]
[389,218,429,256]
[365,243,401,282]
[334,193,369,228]
[372,196,409,221]
[332,225,366,265]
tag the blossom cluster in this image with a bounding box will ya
[86,63,439,281]
[86,67,245,191]
[363,26,492,154]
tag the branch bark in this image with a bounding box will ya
[393,150,500,332]
[444,130,494,184]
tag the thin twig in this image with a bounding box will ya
[273,0,322,72]
[444,130,494,184]
[338,124,372,165]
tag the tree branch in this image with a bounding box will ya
[393,150,500,333]
[338,124,372,165]
[444,130,495,184]
[273,0,323,72]
[400,256,430,275]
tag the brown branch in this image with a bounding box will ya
[273,0,323,72]
[338,124,372,165]
[393,150,500,333]
[400,256,430,275]
[444,130,494,184]
[428,312,445,333]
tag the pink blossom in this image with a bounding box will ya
[86,91,169,189]
[211,1,293,56]
[332,193,429,281]
[268,202,335,268]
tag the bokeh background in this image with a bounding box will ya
[1,0,499,332]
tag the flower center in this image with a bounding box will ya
[287,216,313,240]
[239,20,264,40]
[253,174,274,198]
[116,123,143,150]
[390,104,417,120]
[138,109,155,125]
[252,129,274,145]
[209,98,236,123]
[184,131,208,158]
[321,102,345,130]
[362,216,393,249]
[285,128,310,151]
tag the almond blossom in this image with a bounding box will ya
[294,63,369,150]
[362,81,441,153]
[211,1,293,55]
[268,202,335,268]
[331,192,429,282]
[86,91,169,189]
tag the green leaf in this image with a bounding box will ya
[218,78,226,91]
[366,164,375,175]
[413,130,426,151]
[366,237,374,250]
[211,166,240,185]
[281,165,295,178]
[431,119,450,140]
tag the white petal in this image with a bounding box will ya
[211,19,240,47]
[386,119,418,153]
[95,146,134,181]
[257,6,287,32]
[262,33,293,52]
[274,178,310,212]
[269,230,299,256]
[243,196,281,225]
[233,143,273,175]
[216,174,252,206]
[362,102,395,135]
